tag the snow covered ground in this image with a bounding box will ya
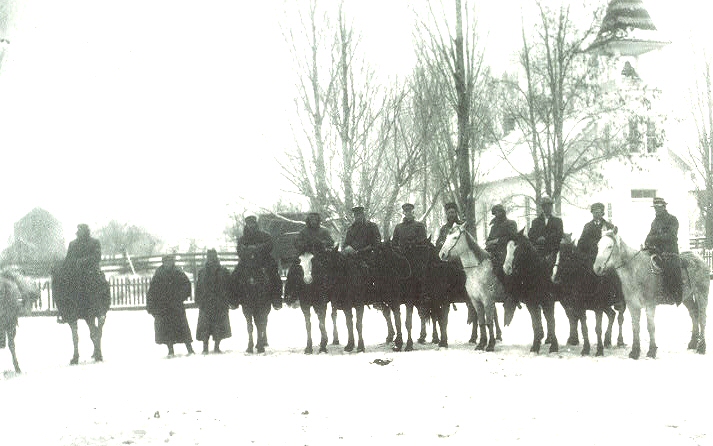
[1,300,711,446]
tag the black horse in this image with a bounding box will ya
[552,240,626,356]
[331,251,373,353]
[502,230,559,354]
[51,262,110,365]
[284,249,339,354]
[230,261,282,354]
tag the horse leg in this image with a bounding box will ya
[543,300,558,353]
[356,305,365,352]
[629,306,641,359]
[301,303,313,354]
[88,317,104,362]
[564,307,579,346]
[331,304,340,345]
[645,303,657,359]
[698,298,707,354]
[382,306,395,344]
[417,309,427,345]
[603,307,615,348]
[8,325,20,373]
[344,307,355,352]
[438,304,449,348]
[484,299,496,352]
[580,311,590,356]
[494,305,502,341]
[392,305,404,352]
[431,313,440,345]
[595,311,604,357]
[683,298,700,350]
[244,311,255,354]
[467,301,478,344]
[617,308,626,347]
[475,301,487,351]
[405,305,415,351]
[526,304,544,354]
[69,321,80,365]
[317,302,328,354]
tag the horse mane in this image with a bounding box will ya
[463,229,490,263]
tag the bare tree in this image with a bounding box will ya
[96,221,163,257]
[495,1,657,214]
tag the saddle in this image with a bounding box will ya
[649,252,683,306]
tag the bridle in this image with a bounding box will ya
[599,233,641,270]
[444,227,482,269]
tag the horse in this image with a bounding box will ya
[503,230,559,353]
[438,222,505,351]
[51,262,110,365]
[0,268,41,373]
[593,229,709,359]
[332,250,374,353]
[552,238,626,356]
[230,260,282,354]
[284,249,339,354]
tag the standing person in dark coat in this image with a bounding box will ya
[644,197,682,304]
[528,196,564,262]
[485,204,518,284]
[195,249,231,354]
[295,212,335,255]
[343,206,381,255]
[146,255,195,356]
[391,203,428,251]
[578,202,615,265]
[435,202,463,250]
[236,216,282,300]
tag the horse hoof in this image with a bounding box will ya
[94,353,103,362]
[468,337,478,344]
[257,346,265,354]
[438,341,448,349]
[417,337,426,345]
[530,344,541,354]
[566,337,579,346]
[431,337,440,345]
[617,339,626,348]
[304,347,313,355]
[581,347,590,356]
[246,347,254,354]
[629,349,640,360]
[697,342,706,354]
[344,344,354,353]
[496,335,502,342]
[392,345,402,352]
[405,340,414,352]
[319,346,328,354]
[69,356,79,365]
[595,348,604,357]
[603,340,612,348]
[357,345,365,353]
[476,342,486,351]
[646,347,657,359]
[688,339,698,350]
[486,343,495,352]
[332,339,340,346]
[386,335,394,344]
[549,342,559,353]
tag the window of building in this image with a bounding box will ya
[630,189,656,199]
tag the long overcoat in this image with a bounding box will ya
[146,265,193,345]
[195,262,232,342]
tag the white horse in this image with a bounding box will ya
[0,268,41,373]
[593,229,708,359]
[439,223,504,351]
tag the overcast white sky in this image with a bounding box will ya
[0,0,708,250]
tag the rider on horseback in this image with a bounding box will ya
[236,215,282,302]
[527,196,564,265]
[295,212,335,255]
[644,197,682,305]
[342,206,381,256]
[435,202,462,250]
[485,204,517,285]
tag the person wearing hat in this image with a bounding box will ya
[295,212,335,255]
[343,206,381,256]
[65,224,102,272]
[146,254,195,357]
[485,204,518,282]
[527,195,564,261]
[578,202,615,264]
[195,249,232,354]
[236,215,283,304]
[435,202,463,249]
[391,203,427,251]
[644,197,682,304]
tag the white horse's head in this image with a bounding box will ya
[298,252,315,284]
[593,228,618,276]
[503,239,517,276]
[439,222,467,261]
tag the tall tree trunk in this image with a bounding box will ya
[455,0,474,233]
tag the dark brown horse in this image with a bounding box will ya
[230,261,282,354]
[0,268,40,373]
[51,262,110,365]
[503,230,559,354]
[552,239,626,356]
[593,229,708,358]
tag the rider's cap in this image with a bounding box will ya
[352,206,365,214]
[402,203,414,211]
[590,202,605,212]
[244,215,257,224]
[539,196,554,205]
[652,197,667,207]
[444,202,458,212]
[491,204,505,214]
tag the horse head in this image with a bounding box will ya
[593,228,619,276]
[297,252,315,284]
[439,223,466,261]
[503,228,527,276]
[0,267,40,314]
